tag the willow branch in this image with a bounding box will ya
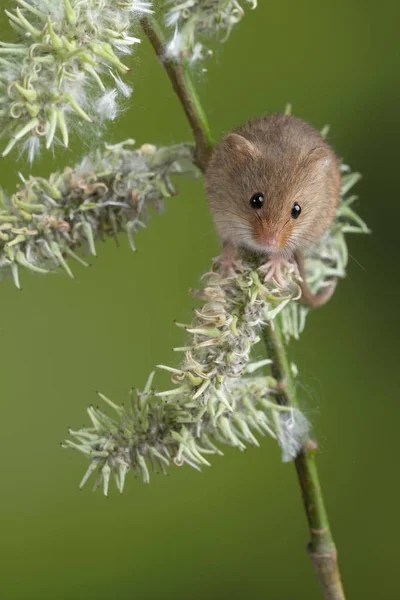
[142,13,346,600]
[141,15,214,171]
[262,321,345,599]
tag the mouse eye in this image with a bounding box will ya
[291,202,301,219]
[250,192,264,209]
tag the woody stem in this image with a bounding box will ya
[262,320,345,599]
[141,14,346,600]
[141,15,214,171]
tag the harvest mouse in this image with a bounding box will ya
[205,114,341,307]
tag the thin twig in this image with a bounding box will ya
[141,15,214,171]
[262,320,345,599]
[142,14,346,600]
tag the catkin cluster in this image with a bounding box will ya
[0,0,152,160]
[0,1,369,508]
[0,140,196,288]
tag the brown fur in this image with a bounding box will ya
[205,114,341,261]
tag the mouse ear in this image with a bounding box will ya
[305,146,334,169]
[222,133,259,161]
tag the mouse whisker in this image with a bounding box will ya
[216,223,253,234]
[215,207,249,221]
[214,218,252,229]
[346,252,367,273]
[289,238,319,254]
[280,218,291,232]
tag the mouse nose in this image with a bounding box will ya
[264,237,278,249]
[259,234,279,250]
[254,222,281,251]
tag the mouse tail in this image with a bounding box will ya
[295,251,337,308]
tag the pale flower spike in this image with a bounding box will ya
[0,0,153,159]
[164,0,257,62]
[0,140,197,285]
[65,261,307,494]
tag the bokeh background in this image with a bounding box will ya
[0,1,399,598]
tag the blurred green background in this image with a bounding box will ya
[0,1,399,598]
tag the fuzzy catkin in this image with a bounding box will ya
[65,258,308,495]
[164,0,257,62]
[0,0,153,159]
[0,140,197,287]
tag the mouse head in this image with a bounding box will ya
[205,132,338,258]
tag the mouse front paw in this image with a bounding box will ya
[259,255,297,288]
[214,243,241,276]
